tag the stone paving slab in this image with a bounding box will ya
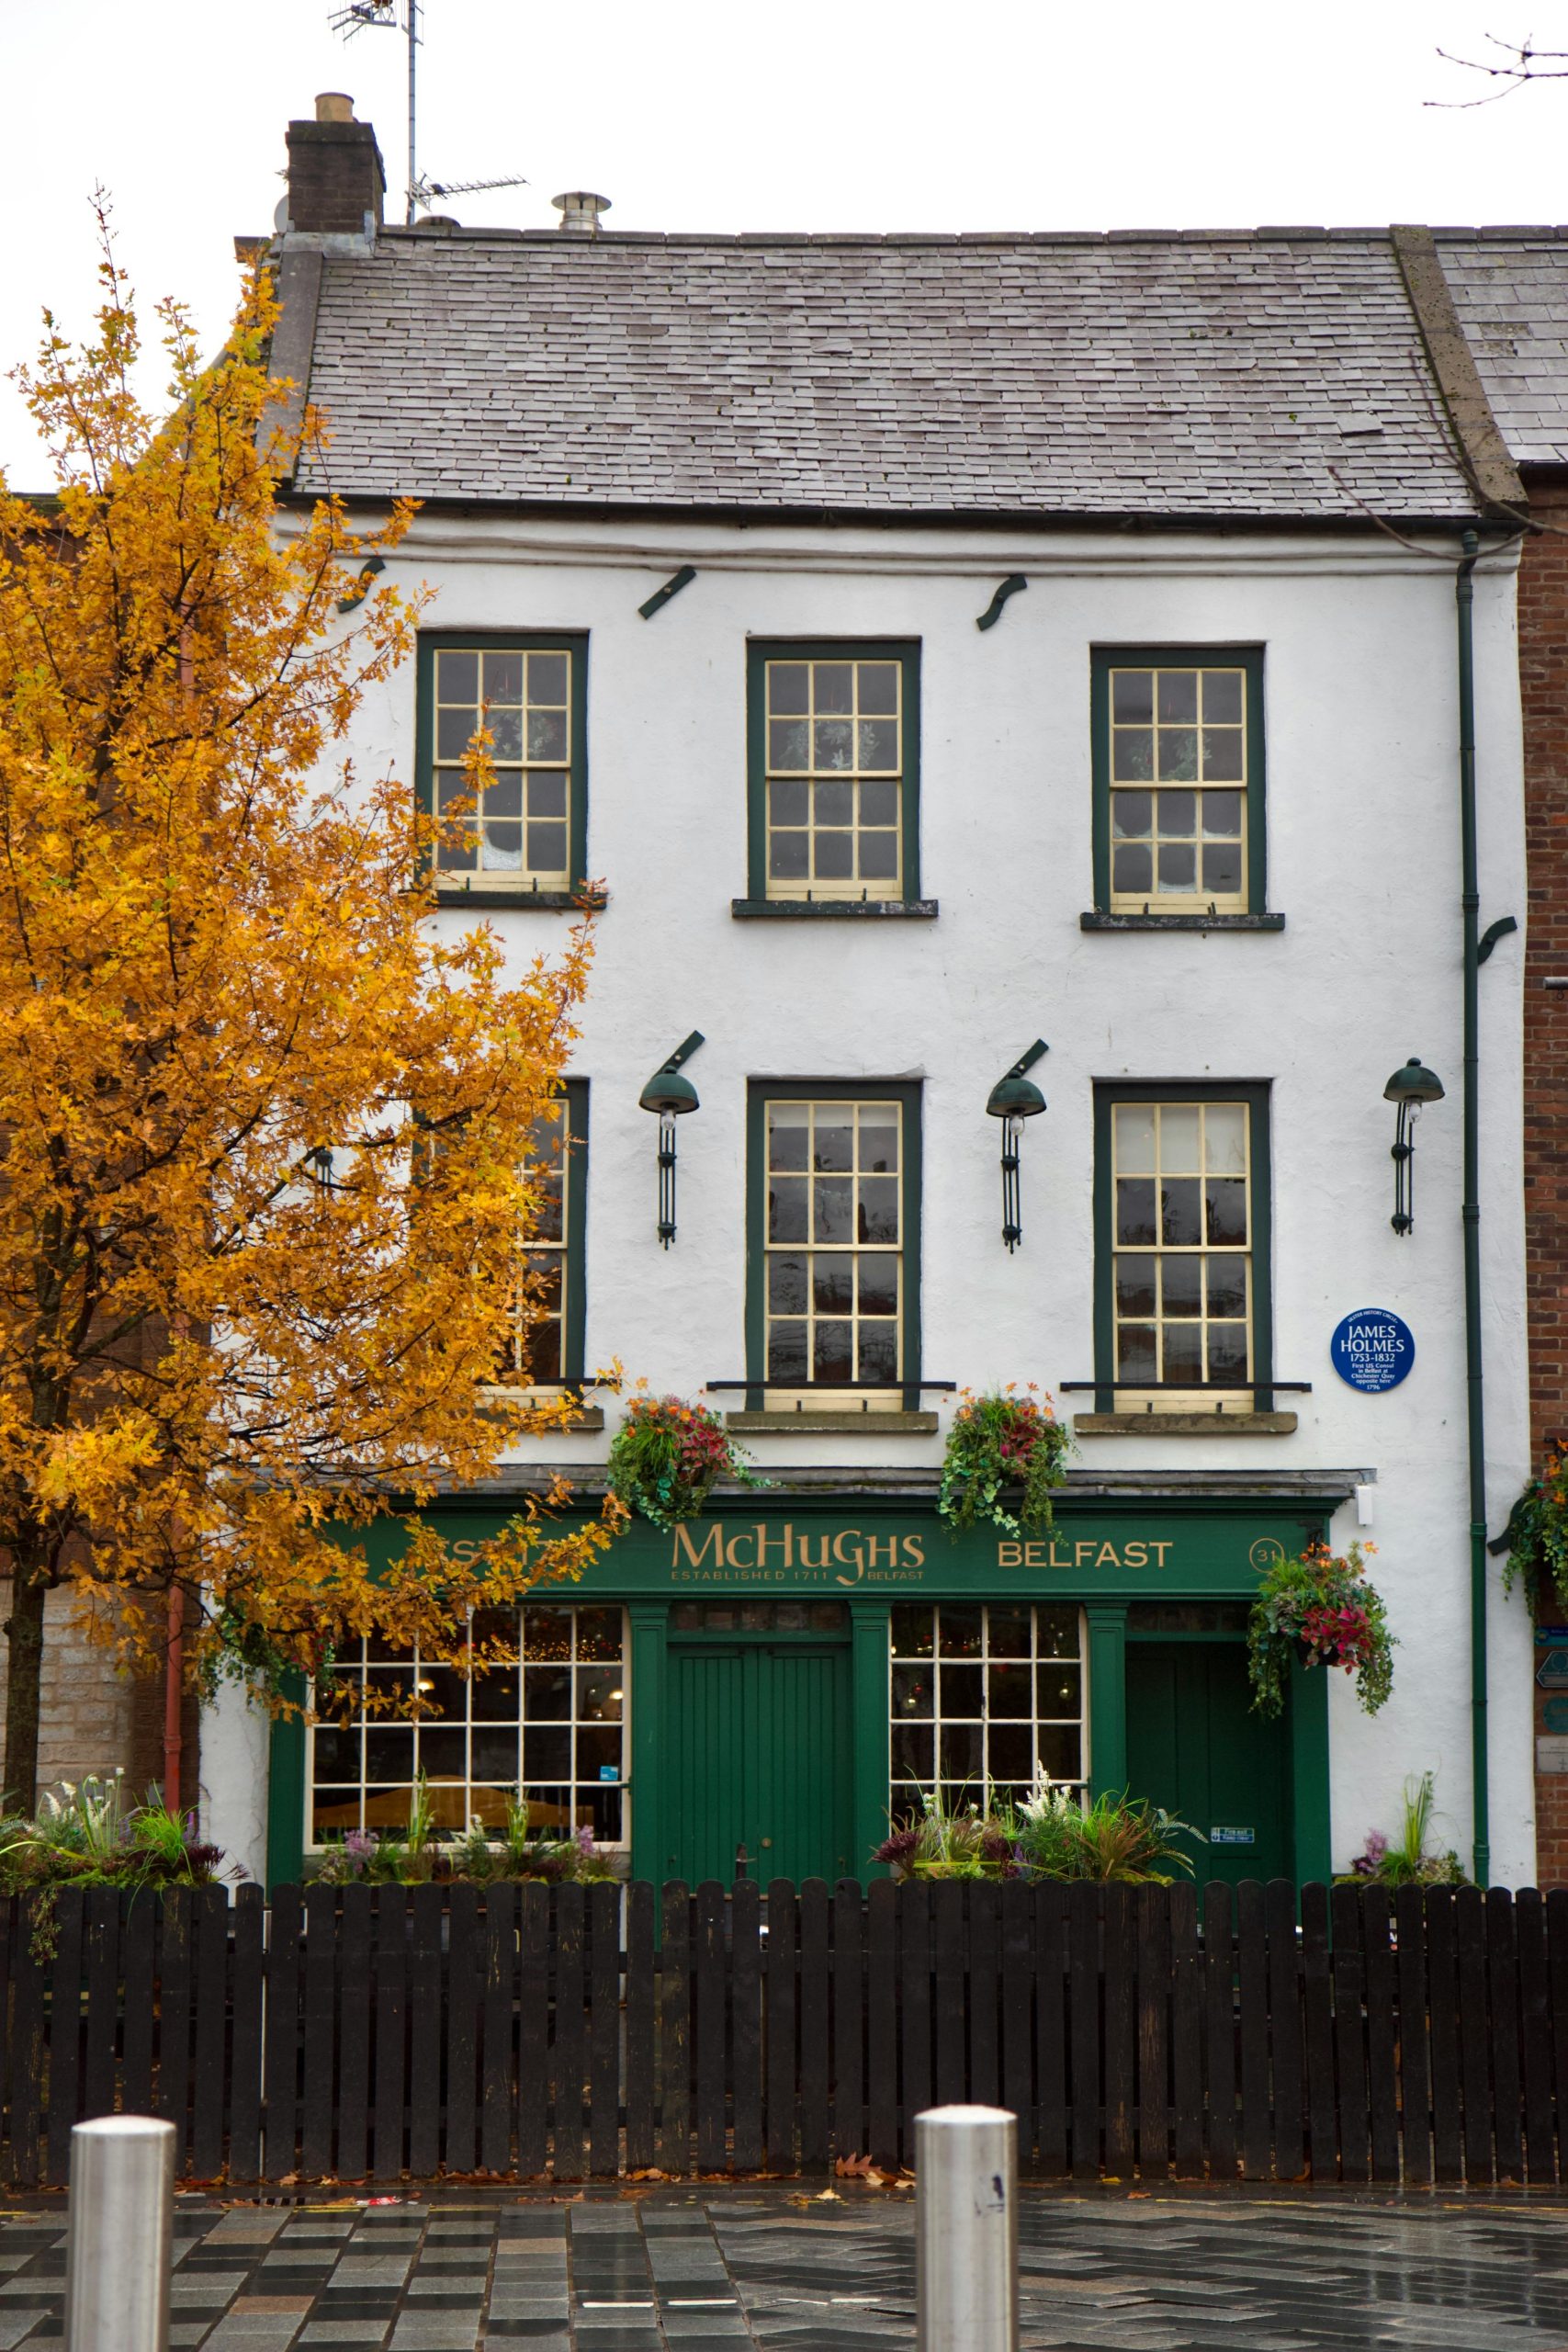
[2,2187,1568,2347]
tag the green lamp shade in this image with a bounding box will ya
[986,1072,1047,1120]
[1382,1057,1445,1106]
[640,1067,700,1117]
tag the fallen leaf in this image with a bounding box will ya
[812,2188,841,2201]
[626,2168,669,2182]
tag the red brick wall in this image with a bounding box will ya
[1521,473,1568,1884]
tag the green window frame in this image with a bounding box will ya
[1092,1081,1274,1414]
[490,1079,589,1391]
[415,630,589,904]
[1090,646,1266,916]
[746,639,921,903]
[744,1080,923,1408]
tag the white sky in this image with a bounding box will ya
[1,0,1564,482]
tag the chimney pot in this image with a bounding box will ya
[552,190,611,235]
[315,92,355,124]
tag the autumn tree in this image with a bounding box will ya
[0,234,619,1814]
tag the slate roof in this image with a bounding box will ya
[1436,232,1568,468]
[288,227,1483,522]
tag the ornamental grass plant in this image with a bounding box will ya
[1337,1771,1465,1887]
[874,1774,1199,1885]
[937,1386,1074,1537]
[606,1388,765,1530]
[311,1782,619,1885]
[0,1772,230,1891]
[1247,1538,1394,1717]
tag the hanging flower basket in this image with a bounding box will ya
[937,1385,1074,1538]
[606,1388,766,1531]
[1496,1442,1568,1623]
[1247,1538,1394,1717]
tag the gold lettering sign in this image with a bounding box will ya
[669,1522,926,1583]
[995,1538,1173,1569]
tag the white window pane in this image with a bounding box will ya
[1114,1103,1156,1174]
[1204,1103,1248,1174]
[1158,1106,1201,1173]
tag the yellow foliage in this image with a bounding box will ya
[0,222,621,1802]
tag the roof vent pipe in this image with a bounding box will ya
[552,190,611,234]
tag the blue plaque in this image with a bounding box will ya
[1331,1307,1415,1394]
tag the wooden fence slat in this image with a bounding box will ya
[1455,1884,1493,2183]
[10,1899,46,2188]
[1202,1883,1236,2183]
[300,1884,337,2179]
[229,1884,265,2186]
[1329,1883,1370,2185]
[481,1883,518,2177]
[798,1879,831,2173]
[898,1883,931,2171]
[516,1883,549,2178]
[1236,1882,1271,2182]
[1299,1882,1334,2182]
[0,1897,14,2183]
[1425,1887,1463,2186]
[445,1883,479,2177]
[1000,1883,1033,2168]
[1136,1885,1169,2182]
[1487,1886,1524,2184]
[866,1879,898,2169]
[157,1886,194,2175]
[553,1884,587,2182]
[694,1882,728,2175]
[765,1881,798,2174]
[82,1887,119,2125]
[262,1885,301,2183]
[334,1884,372,2183]
[589,1883,621,2180]
[1068,1883,1100,2180]
[190,1887,231,2184]
[1036,1884,1068,2177]
[732,1879,763,2171]
[1266,1880,1305,2185]
[44,1889,85,2187]
[405,1884,444,2180]
[969,1883,1000,2112]
[1394,1885,1433,2186]
[373,1882,411,2173]
[1517,1888,1555,2186]
[658,1883,691,2176]
[1361,1889,1399,2181]
[1168,1883,1203,2180]
[1102,1885,1135,2177]
[1548,1890,1568,2187]
[830,1880,862,2165]
[624,1883,656,2175]
[931,1883,966,2110]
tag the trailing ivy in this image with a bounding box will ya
[937,1386,1074,1538]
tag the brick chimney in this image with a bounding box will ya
[285,94,385,235]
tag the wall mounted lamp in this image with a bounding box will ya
[1383,1055,1445,1235]
[986,1039,1048,1250]
[639,1031,705,1247]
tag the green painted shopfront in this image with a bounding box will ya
[266,1480,1347,1891]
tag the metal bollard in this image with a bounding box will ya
[64,2115,175,2352]
[915,2103,1018,2352]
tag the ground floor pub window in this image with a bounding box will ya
[889,1602,1086,1815]
[307,1603,626,1849]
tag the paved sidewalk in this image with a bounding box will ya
[1,2185,1567,2349]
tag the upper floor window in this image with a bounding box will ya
[490,1081,588,1392]
[418,632,587,902]
[747,1080,922,1406]
[1091,647,1265,917]
[1094,1082,1272,1413]
[747,641,921,904]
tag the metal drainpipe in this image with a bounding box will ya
[1457,525,1490,1889]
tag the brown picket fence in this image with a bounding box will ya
[1,1877,1564,2187]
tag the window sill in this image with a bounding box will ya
[725,1408,940,1435]
[1079,911,1285,933]
[480,1395,605,1432]
[434,887,606,912]
[1072,1410,1298,1437]
[731,898,939,921]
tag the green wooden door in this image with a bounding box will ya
[663,1642,853,1884]
[1124,1642,1291,1885]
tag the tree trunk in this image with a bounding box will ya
[2,1569,47,1817]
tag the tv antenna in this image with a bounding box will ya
[328,0,528,228]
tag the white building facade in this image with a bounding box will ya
[205,103,1538,1891]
